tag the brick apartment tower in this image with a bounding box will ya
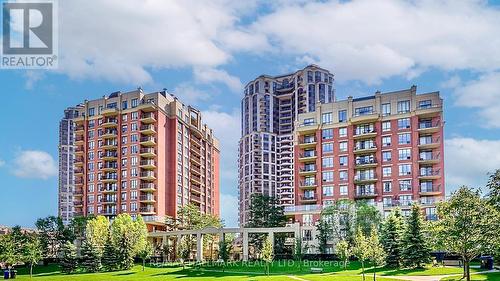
[290,86,444,230]
[238,65,335,226]
[59,88,220,230]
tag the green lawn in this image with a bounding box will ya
[12,264,399,281]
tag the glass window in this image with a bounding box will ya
[397,100,410,113]
[398,133,411,144]
[322,112,332,124]
[322,129,333,140]
[88,107,95,117]
[339,156,348,166]
[322,171,334,182]
[339,127,347,137]
[398,149,411,160]
[381,103,391,116]
[419,100,432,109]
[339,141,347,152]
[382,136,391,147]
[399,180,412,191]
[383,167,392,177]
[382,121,391,132]
[399,164,412,176]
[339,170,348,181]
[354,106,373,116]
[382,151,392,162]
[339,185,348,196]
[338,110,347,122]
[383,181,392,192]
[323,186,334,196]
[322,143,333,153]
[131,98,138,108]
[322,157,334,168]
[122,101,128,110]
[398,118,411,129]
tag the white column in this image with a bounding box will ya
[243,231,249,261]
[196,232,203,262]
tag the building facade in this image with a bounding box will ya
[238,65,335,226]
[289,86,444,229]
[58,107,79,225]
[61,88,220,230]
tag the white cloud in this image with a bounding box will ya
[172,83,212,105]
[12,150,57,180]
[220,193,239,227]
[445,138,500,193]
[453,72,500,128]
[0,159,5,167]
[57,0,254,84]
[193,67,243,93]
[23,71,45,90]
[249,0,500,83]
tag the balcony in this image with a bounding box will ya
[297,151,316,161]
[190,194,202,203]
[102,130,118,139]
[190,155,202,166]
[419,185,442,196]
[101,185,118,193]
[140,171,156,181]
[138,101,156,112]
[139,195,156,203]
[75,136,85,145]
[75,146,84,155]
[190,175,202,185]
[355,159,377,169]
[75,180,84,187]
[425,214,438,221]
[418,137,441,149]
[74,157,84,166]
[418,121,441,134]
[140,136,156,146]
[350,112,380,124]
[354,174,377,184]
[140,124,156,135]
[191,165,202,176]
[140,183,156,192]
[298,138,317,149]
[299,167,317,176]
[139,160,156,169]
[418,170,441,180]
[73,201,83,207]
[299,181,317,189]
[139,207,156,215]
[353,129,377,139]
[354,144,377,154]
[101,197,117,204]
[74,168,84,176]
[102,162,118,171]
[101,141,118,149]
[416,104,442,117]
[75,125,85,132]
[418,153,440,164]
[140,148,156,158]
[102,152,118,160]
[190,137,202,148]
[284,204,322,215]
[191,185,202,194]
[140,113,156,124]
[101,174,118,183]
[102,118,118,128]
[355,190,378,199]
[299,195,317,203]
[191,146,202,157]
[101,107,118,116]
[297,122,319,135]
[100,210,117,216]
[383,199,414,209]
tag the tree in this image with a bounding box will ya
[315,218,331,255]
[137,241,153,271]
[23,234,43,279]
[59,241,77,274]
[246,194,286,228]
[0,227,26,271]
[380,208,403,267]
[80,240,101,272]
[401,204,431,268]
[356,201,382,236]
[261,237,274,276]
[110,214,137,270]
[218,238,230,272]
[335,240,350,270]
[294,237,304,272]
[86,216,109,251]
[486,169,500,211]
[367,228,386,281]
[36,216,73,259]
[353,227,370,281]
[102,236,118,271]
[438,186,500,281]
[177,235,192,268]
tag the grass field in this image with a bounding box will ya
[441,272,500,281]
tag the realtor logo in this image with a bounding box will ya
[1,1,58,69]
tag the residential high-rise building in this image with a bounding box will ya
[58,107,79,225]
[238,65,335,226]
[61,88,220,230]
[289,85,444,230]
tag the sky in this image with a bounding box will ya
[1,0,500,228]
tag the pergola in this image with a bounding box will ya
[148,224,301,261]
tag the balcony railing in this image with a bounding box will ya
[139,195,155,201]
[140,183,156,190]
[419,137,440,145]
[299,152,316,158]
[355,159,376,166]
[354,174,377,181]
[419,121,440,129]
[419,170,441,177]
[354,128,376,136]
[420,184,441,193]
[299,195,316,201]
[140,125,156,131]
[102,174,118,180]
[140,148,156,154]
[140,160,156,166]
[299,181,317,187]
[355,144,376,151]
[419,153,440,161]
[139,207,155,213]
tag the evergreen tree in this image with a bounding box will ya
[102,236,118,271]
[80,240,102,272]
[401,204,431,268]
[380,208,403,267]
[59,241,77,274]
[315,218,331,255]
[486,169,500,211]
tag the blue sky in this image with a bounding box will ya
[1,0,500,228]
